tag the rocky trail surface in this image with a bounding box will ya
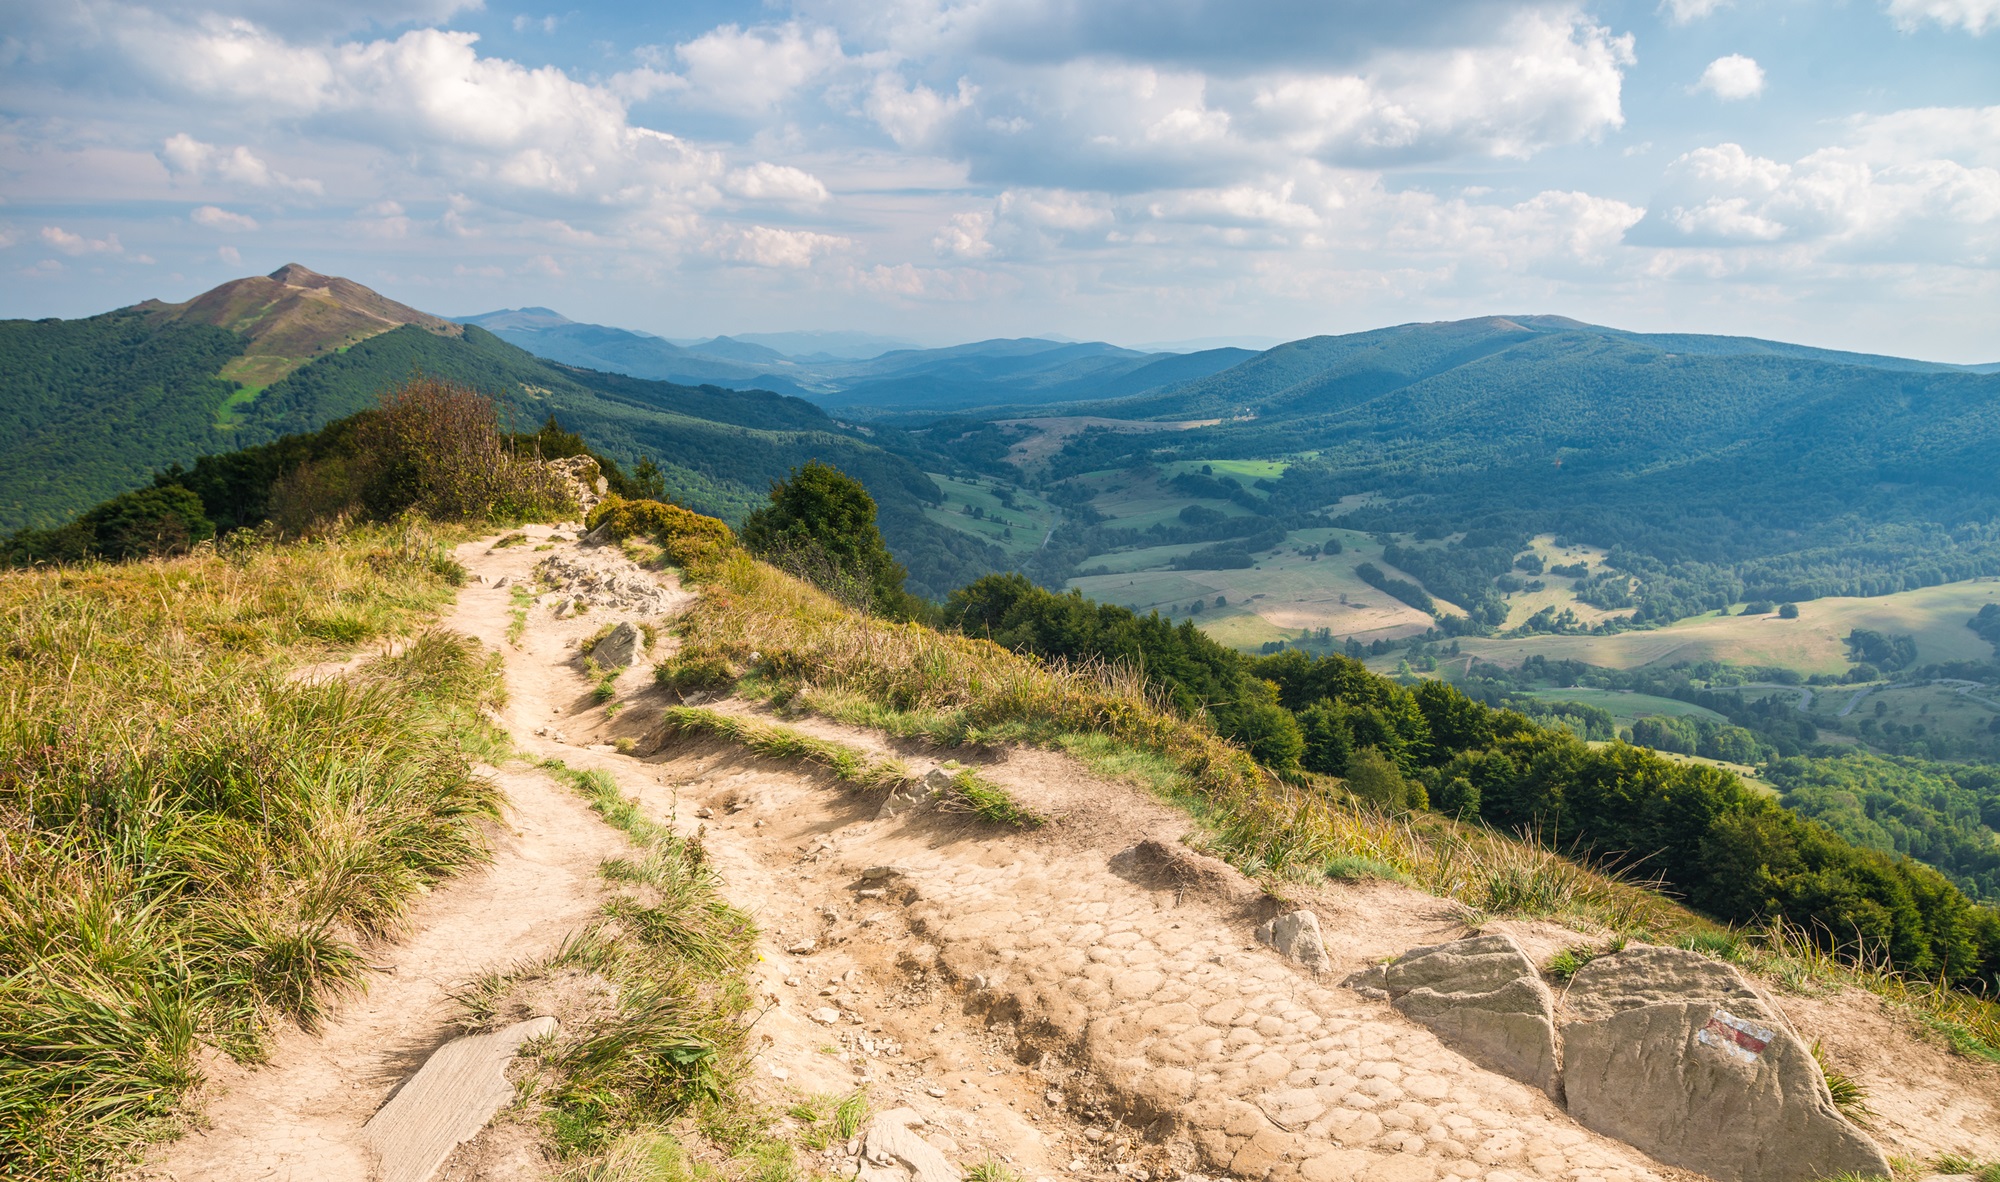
[147,526,2000,1182]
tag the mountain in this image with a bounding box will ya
[473,313,1252,415]
[138,261,461,393]
[453,309,810,394]
[1,269,998,596]
[725,330,917,359]
[1034,314,2000,623]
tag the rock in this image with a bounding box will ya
[1368,934,1559,1095]
[1563,944,1780,1026]
[787,938,818,955]
[1254,910,1332,973]
[591,622,647,668]
[811,1007,842,1025]
[1395,975,1559,1095]
[858,1108,960,1182]
[877,778,939,820]
[360,1016,558,1182]
[1561,947,1890,1182]
[861,866,906,882]
[553,596,578,619]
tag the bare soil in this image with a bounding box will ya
[143,526,2000,1182]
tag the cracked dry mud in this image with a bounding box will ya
[146,525,2000,1182]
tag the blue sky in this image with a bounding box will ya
[1,0,1995,359]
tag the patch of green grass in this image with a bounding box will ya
[1545,945,1602,983]
[491,532,530,550]
[523,761,765,1173]
[508,585,533,647]
[964,1157,1024,1182]
[938,767,1045,828]
[659,707,910,789]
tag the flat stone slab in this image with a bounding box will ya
[858,1107,961,1182]
[361,1016,557,1182]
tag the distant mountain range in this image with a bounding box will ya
[8,267,1999,610]
[456,308,1251,414]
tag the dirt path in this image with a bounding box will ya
[150,527,2000,1182]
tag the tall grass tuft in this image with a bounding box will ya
[0,521,499,1178]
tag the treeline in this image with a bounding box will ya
[1768,753,2000,903]
[3,387,636,565]
[942,574,2000,987]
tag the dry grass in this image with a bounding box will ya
[0,519,502,1178]
[670,547,2000,1060]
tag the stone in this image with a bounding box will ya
[858,1108,961,1182]
[812,1007,842,1025]
[877,776,941,820]
[1361,935,1558,1096]
[360,1016,558,1182]
[1560,947,1890,1182]
[861,866,907,881]
[1562,944,1779,1026]
[553,596,578,619]
[788,938,818,955]
[1392,976,1559,1096]
[592,621,648,669]
[1256,910,1332,973]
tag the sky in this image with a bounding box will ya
[1,0,1996,359]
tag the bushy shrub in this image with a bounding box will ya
[586,494,738,571]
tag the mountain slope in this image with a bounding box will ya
[1040,316,2000,622]
[1,270,999,596]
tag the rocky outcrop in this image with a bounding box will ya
[1560,947,1891,1182]
[1352,933,1560,1095]
[1254,910,1332,973]
[547,455,608,516]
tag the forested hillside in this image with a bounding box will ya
[1037,316,2000,625]
[0,274,1000,598]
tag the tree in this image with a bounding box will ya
[1779,602,1800,619]
[743,461,916,617]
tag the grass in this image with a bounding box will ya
[1544,945,1603,983]
[508,585,533,647]
[655,707,1043,827]
[665,545,2000,1069]
[1810,1039,1873,1119]
[519,762,766,1174]
[0,519,501,1179]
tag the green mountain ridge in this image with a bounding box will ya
[0,268,999,597]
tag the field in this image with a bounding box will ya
[1455,578,2000,674]
[1068,525,1446,646]
[922,473,1059,562]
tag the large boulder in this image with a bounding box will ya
[1561,947,1890,1182]
[1355,933,1560,1095]
[857,1108,960,1182]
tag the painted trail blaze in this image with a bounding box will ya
[1697,1008,1775,1064]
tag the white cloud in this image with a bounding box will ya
[864,73,977,149]
[1638,130,2000,262]
[933,210,995,259]
[668,23,847,112]
[1693,55,1765,101]
[218,244,242,265]
[719,225,851,267]
[511,14,560,34]
[190,204,258,230]
[160,135,323,193]
[1884,0,2000,33]
[40,226,123,254]
[1659,0,1730,23]
[724,162,830,203]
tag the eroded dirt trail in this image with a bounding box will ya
[152,526,2000,1182]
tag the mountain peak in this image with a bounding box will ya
[267,262,332,288]
[141,265,460,393]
